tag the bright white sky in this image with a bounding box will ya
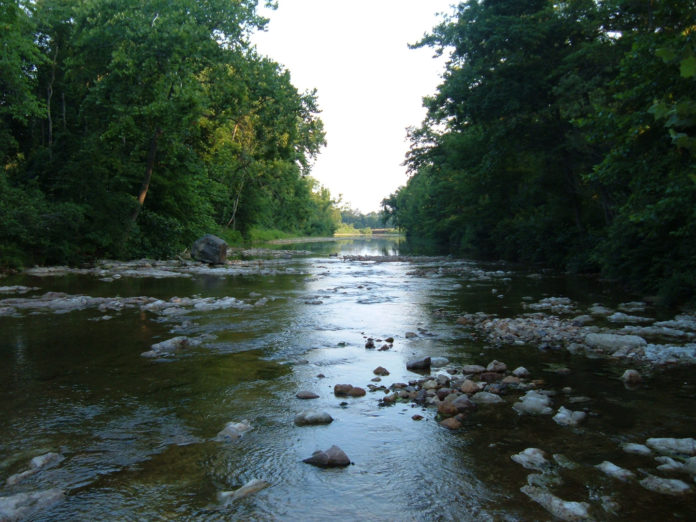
[252,0,454,213]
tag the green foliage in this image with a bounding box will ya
[1,0,337,268]
[387,0,696,303]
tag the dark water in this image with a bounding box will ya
[0,238,694,520]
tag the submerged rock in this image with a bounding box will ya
[511,448,549,471]
[141,336,201,358]
[471,391,504,404]
[622,443,652,456]
[596,461,635,482]
[584,333,647,354]
[513,390,553,415]
[5,452,64,486]
[293,411,333,426]
[216,420,253,442]
[296,391,319,399]
[520,485,592,521]
[621,369,642,385]
[640,474,692,495]
[553,406,586,427]
[219,479,270,502]
[303,445,350,467]
[0,489,64,520]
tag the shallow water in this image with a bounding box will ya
[0,238,694,520]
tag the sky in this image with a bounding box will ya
[252,0,454,213]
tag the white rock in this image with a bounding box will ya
[656,456,687,473]
[646,437,696,456]
[640,474,692,495]
[218,478,270,502]
[622,443,652,456]
[512,366,530,378]
[644,344,696,365]
[5,452,64,486]
[584,333,647,354]
[553,406,586,427]
[513,390,553,415]
[520,485,592,521]
[216,420,253,442]
[430,357,450,368]
[511,448,549,471]
[596,461,635,482]
[607,312,652,324]
[0,489,64,520]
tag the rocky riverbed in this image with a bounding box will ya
[1,240,694,520]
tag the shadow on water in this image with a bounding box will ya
[0,238,694,520]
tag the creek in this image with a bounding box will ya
[0,237,694,520]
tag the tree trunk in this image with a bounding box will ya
[130,128,162,225]
[226,178,245,229]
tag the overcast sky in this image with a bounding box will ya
[252,0,454,213]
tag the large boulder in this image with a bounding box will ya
[191,234,228,264]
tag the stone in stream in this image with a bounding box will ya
[365,338,375,349]
[406,357,431,372]
[296,391,319,399]
[405,331,418,339]
[486,360,507,372]
[622,442,652,456]
[595,461,635,482]
[373,366,390,376]
[216,420,253,442]
[511,448,550,471]
[5,452,64,486]
[430,357,450,367]
[520,485,592,521]
[191,234,227,264]
[471,391,504,404]
[218,479,270,502]
[0,489,64,520]
[552,406,586,427]
[584,333,647,354]
[439,417,462,430]
[646,437,696,456]
[302,445,351,468]
[294,411,333,426]
[512,366,530,378]
[141,336,200,358]
[459,380,481,394]
[333,384,366,397]
[621,369,642,385]
[639,474,692,495]
[461,364,486,374]
[513,390,553,415]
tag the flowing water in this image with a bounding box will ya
[0,238,694,520]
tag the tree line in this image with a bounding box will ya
[1,0,338,267]
[382,0,696,304]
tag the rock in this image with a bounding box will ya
[348,387,366,397]
[405,331,418,339]
[622,443,652,456]
[406,357,431,372]
[486,360,507,372]
[471,391,504,404]
[378,344,390,351]
[553,406,586,427]
[512,366,530,378]
[655,456,687,472]
[460,379,481,394]
[461,364,486,374]
[412,414,423,421]
[621,369,642,385]
[608,312,652,324]
[365,338,375,349]
[216,420,253,441]
[385,337,395,343]
[511,448,549,471]
[646,437,696,456]
[438,401,460,417]
[218,479,271,502]
[596,461,635,482]
[553,454,580,470]
[431,356,450,367]
[589,304,614,316]
[5,452,64,486]
[479,372,503,383]
[334,384,354,396]
[373,366,390,376]
[141,336,200,358]
[293,411,333,426]
[520,485,592,521]
[527,472,564,489]
[686,457,696,476]
[513,390,553,415]
[439,417,462,430]
[0,489,64,520]
[296,391,319,399]
[640,474,692,495]
[303,445,350,467]
[502,375,521,385]
[584,333,647,354]
[191,234,227,264]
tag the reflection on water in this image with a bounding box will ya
[0,238,694,520]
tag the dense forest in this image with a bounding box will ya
[383,0,696,304]
[1,0,340,267]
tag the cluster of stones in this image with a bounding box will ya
[456,298,696,366]
[509,436,695,519]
